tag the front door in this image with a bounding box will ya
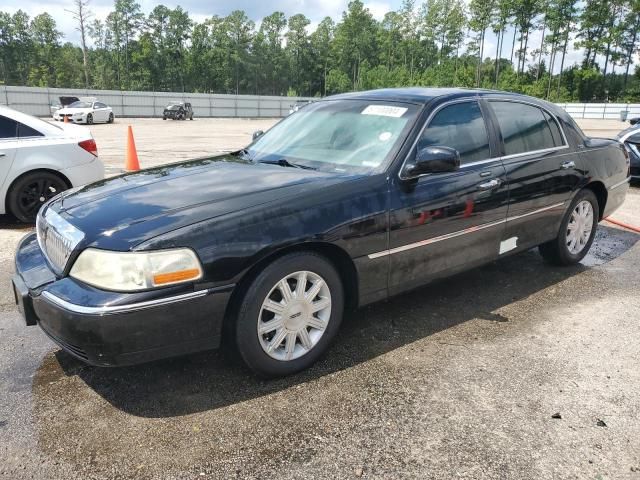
[386,100,509,295]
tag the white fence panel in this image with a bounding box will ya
[556,102,640,120]
[0,85,314,118]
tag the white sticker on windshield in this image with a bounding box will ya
[362,105,408,118]
[379,131,393,141]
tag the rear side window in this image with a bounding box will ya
[17,122,43,138]
[418,101,490,164]
[491,101,557,155]
[0,115,18,139]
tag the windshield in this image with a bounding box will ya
[167,104,182,110]
[247,100,419,173]
[69,101,92,109]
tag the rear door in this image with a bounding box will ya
[486,99,580,251]
[387,99,508,295]
[0,115,19,194]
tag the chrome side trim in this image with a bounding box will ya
[499,144,569,162]
[505,202,565,222]
[609,178,631,191]
[40,289,217,316]
[368,202,565,259]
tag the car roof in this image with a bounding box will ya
[326,87,539,105]
[0,105,86,137]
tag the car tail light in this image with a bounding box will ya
[78,139,98,157]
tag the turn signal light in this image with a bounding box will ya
[153,268,201,286]
[78,139,98,157]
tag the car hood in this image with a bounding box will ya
[47,154,354,250]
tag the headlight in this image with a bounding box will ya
[70,248,203,291]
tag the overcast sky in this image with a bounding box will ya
[6,0,616,75]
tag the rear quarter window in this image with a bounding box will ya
[17,122,44,138]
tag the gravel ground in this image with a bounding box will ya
[0,118,638,479]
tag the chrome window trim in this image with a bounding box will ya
[368,202,565,259]
[398,98,494,181]
[40,288,228,316]
[499,144,570,162]
[609,178,630,190]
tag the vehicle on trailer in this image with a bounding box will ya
[617,124,640,182]
[13,88,629,377]
[0,105,104,222]
[53,98,114,125]
[163,102,193,120]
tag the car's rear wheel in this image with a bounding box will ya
[86,113,93,125]
[108,113,114,124]
[7,171,68,223]
[235,252,344,377]
[539,189,599,265]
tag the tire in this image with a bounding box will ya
[162,117,166,120]
[235,252,344,377]
[7,171,68,223]
[86,113,93,125]
[108,113,114,124]
[539,189,599,266]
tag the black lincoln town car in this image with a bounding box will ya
[13,88,630,377]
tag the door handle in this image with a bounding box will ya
[478,178,502,190]
[561,161,575,169]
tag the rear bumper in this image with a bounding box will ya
[13,233,233,366]
[61,157,105,187]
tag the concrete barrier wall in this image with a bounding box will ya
[0,85,315,118]
[555,103,640,120]
[2,85,639,120]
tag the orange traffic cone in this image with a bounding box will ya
[125,125,140,172]
[63,115,68,123]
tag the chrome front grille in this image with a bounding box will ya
[36,208,85,273]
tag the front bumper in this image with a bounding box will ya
[13,233,233,366]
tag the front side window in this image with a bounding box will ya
[247,100,419,173]
[418,101,490,164]
[0,116,18,139]
[491,101,558,155]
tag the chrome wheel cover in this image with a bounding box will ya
[257,271,331,361]
[566,200,594,254]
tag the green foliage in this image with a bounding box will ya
[0,0,639,101]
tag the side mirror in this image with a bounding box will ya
[252,130,264,141]
[403,146,460,178]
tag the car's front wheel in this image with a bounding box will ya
[86,113,93,125]
[7,171,68,223]
[539,189,599,265]
[235,252,344,377]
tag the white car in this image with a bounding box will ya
[53,100,114,125]
[0,106,105,222]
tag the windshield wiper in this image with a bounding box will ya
[257,158,317,170]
